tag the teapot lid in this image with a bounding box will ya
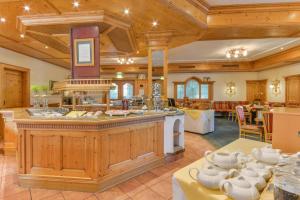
[202,165,219,176]
[232,176,252,188]
[242,167,259,177]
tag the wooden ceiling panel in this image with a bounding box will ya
[108,27,133,52]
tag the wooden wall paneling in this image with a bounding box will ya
[0,63,30,108]
[285,75,300,107]
[108,127,131,166]
[246,80,267,102]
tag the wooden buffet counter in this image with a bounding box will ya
[12,110,165,192]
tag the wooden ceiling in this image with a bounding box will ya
[1,0,300,70]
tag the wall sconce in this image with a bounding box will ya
[115,72,124,79]
[225,81,236,97]
[270,79,281,96]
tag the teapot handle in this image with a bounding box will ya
[228,169,239,178]
[219,180,232,196]
[204,150,214,165]
[188,168,200,182]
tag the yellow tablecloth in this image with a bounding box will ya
[173,138,268,200]
[182,109,202,120]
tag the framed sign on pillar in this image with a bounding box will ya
[71,26,100,79]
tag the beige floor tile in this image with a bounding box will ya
[95,186,129,200]
[0,190,31,200]
[118,178,147,197]
[149,180,172,199]
[30,188,60,200]
[0,182,29,198]
[42,193,65,200]
[62,191,94,200]
[135,172,158,185]
[131,188,165,200]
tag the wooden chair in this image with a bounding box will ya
[243,105,252,124]
[262,112,273,143]
[236,106,263,141]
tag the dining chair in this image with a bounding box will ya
[243,105,252,124]
[262,112,273,143]
[236,106,263,141]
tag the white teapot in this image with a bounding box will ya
[252,146,281,165]
[237,167,267,191]
[219,176,260,200]
[205,150,241,169]
[246,161,273,180]
[188,165,234,189]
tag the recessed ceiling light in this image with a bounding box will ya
[20,34,25,38]
[280,47,284,50]
[152,20,158,27]
[45,45,49,49]
[73,1,80,8]
[24,5,30,12]
[124,8,130,15]
[0,17,6,23]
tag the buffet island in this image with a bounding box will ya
[13,109,166,192]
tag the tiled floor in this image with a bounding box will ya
[0,132,215,200]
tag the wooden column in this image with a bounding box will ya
[145,31,172,99]
[148,48,153,98]
[163,47,168,99]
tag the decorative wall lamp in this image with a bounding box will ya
[225,81,236,97]
[115,72,124,79]
[270,79,281,96]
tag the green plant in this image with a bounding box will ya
[31,85,41,93]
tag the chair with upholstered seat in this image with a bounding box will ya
[236,106,263,141]
[262,112,273,143]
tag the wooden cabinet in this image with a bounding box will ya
[246,80,267,102]
[285,75,300,107]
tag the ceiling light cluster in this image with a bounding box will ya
[225,47,248,59]
[117,57,134,65]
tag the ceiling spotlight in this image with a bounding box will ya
[0,17,6,23]
[124,8,130,15]
[73,1,80,8]
[20,34,25,38]
[152,20,158,27]
[45,45,49,49]
[24,5,30,12]
[280,47,284,50]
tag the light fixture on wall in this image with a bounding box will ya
[117,57,134,65]
[225,81,236,97]
[225,47,248,59]
[270,79,281,96]
[115,72,124,79]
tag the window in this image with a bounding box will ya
[177,84,185,99]
[186,79,199,99]
[110,83,118,99]
[201,84,209,99]
[123,83,133,99]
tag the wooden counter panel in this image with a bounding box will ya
[16,117,165,192]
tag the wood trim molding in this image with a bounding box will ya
[15,115,165,130]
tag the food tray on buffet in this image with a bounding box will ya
[187,145,300,200]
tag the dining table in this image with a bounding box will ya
[172,138,274,200]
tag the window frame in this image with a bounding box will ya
[173,77,214,101]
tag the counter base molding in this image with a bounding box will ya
[15,115,164,192]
